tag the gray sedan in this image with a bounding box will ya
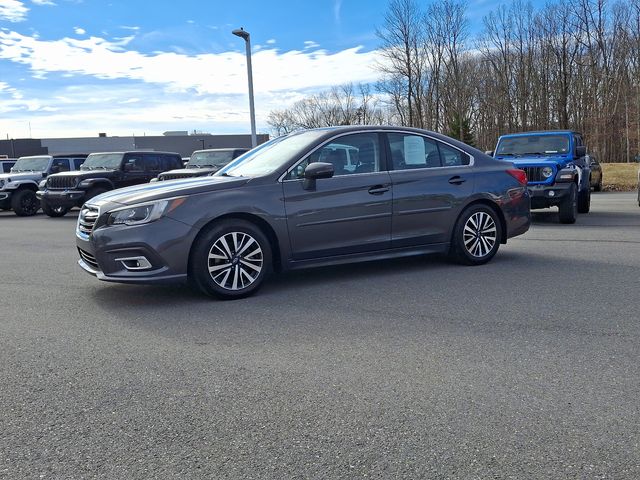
[76,126,531,299]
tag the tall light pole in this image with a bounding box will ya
[232,27,257,148]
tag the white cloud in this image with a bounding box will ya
[74,26,85,35]
[266,38,276,45]
[303,40,320,49]
[0,30,380,95]
[0,0,29,22]
[31,0,56,5]
[0,30,383,137]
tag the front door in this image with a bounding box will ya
[283,132,393,261]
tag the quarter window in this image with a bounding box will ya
[439,143,471,167]
[285,133,380,180]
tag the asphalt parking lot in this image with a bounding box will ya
[1,192,639,479]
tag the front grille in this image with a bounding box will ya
[78,248,100,270]
[522,166,552,183]
[159,172,201,181]
[77,205,99,237]
[48,176,78,189]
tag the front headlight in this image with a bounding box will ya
[106,197,185,226]
[38,179,47,189]
[541,166,553,178]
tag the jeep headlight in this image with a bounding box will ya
[38,179,47,189]
[106,197,185,226]
[541,166,553,178]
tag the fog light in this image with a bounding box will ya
[114,256,152,271]
[548,190,555,197]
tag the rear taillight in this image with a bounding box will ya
[506,168,527,186]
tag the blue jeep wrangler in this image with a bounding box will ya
[490,130,591,224]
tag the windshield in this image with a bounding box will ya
[496,135,570,156]
[188,150,235,168]
[11,156,50,172]
[217,131,327,178]
[81,153,124,170]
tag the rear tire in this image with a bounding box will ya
[449,204,502,266]
[189,220,272,299]
[11,189,39,216]
[41,200,69,217]
[558,183,578,224]
[577,185,591,213]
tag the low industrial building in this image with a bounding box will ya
[0,133,269,158]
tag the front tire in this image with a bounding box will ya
[577,185,591,213]
[189,220,272,299]
[41,201,69,217]
[558,183,578,224]
[11,189,40,216]
[449,204,502,266]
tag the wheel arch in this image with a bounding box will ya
[188,212,283,276]
[456,198,508,245]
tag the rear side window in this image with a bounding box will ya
[73,158,85,169]
[2,162,14,173]
[388,133,441,170]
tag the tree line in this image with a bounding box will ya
[268,0,640,163]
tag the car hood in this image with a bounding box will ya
[160,167,215,176]
[50,169,118,180]
[0,171,44,182]
[88,175,250,209]
[502,155,571,168]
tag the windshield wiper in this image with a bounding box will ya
[497,153,516,157]
[218,172,235,177]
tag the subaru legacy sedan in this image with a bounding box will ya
[76,126,531,299]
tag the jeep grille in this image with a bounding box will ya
[77,205,99,238]
[521,166,551,183]
[48,176,77,189]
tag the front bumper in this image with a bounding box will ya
[38,189,86,208]
[76,215,195,285]
[527,183,572,209]
[0,190,13,201]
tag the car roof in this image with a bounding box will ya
[499,130,579,137]
[87,151,181,155]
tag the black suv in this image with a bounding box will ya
[38,151,183,217]
[154,148,248,181]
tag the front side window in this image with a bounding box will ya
[52,158,70,172]
[124,155,144,172]
[285,133,380,180]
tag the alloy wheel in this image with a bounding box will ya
[207,231,264,291]
[463,211,497,258]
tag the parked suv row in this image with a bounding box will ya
[38,151,184,217]
[0,154,87,216]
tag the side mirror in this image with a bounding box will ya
[576,146,586,158]
[303,162,334,190]
[485,150,494,157]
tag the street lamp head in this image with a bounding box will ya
[232,28,250,41]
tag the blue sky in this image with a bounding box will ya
[0,0,532,139]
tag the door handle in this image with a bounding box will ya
[448,176,466,185]
[368,185,390,195]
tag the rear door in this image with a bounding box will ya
[385,132,475,247]
[283,132,393,260]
